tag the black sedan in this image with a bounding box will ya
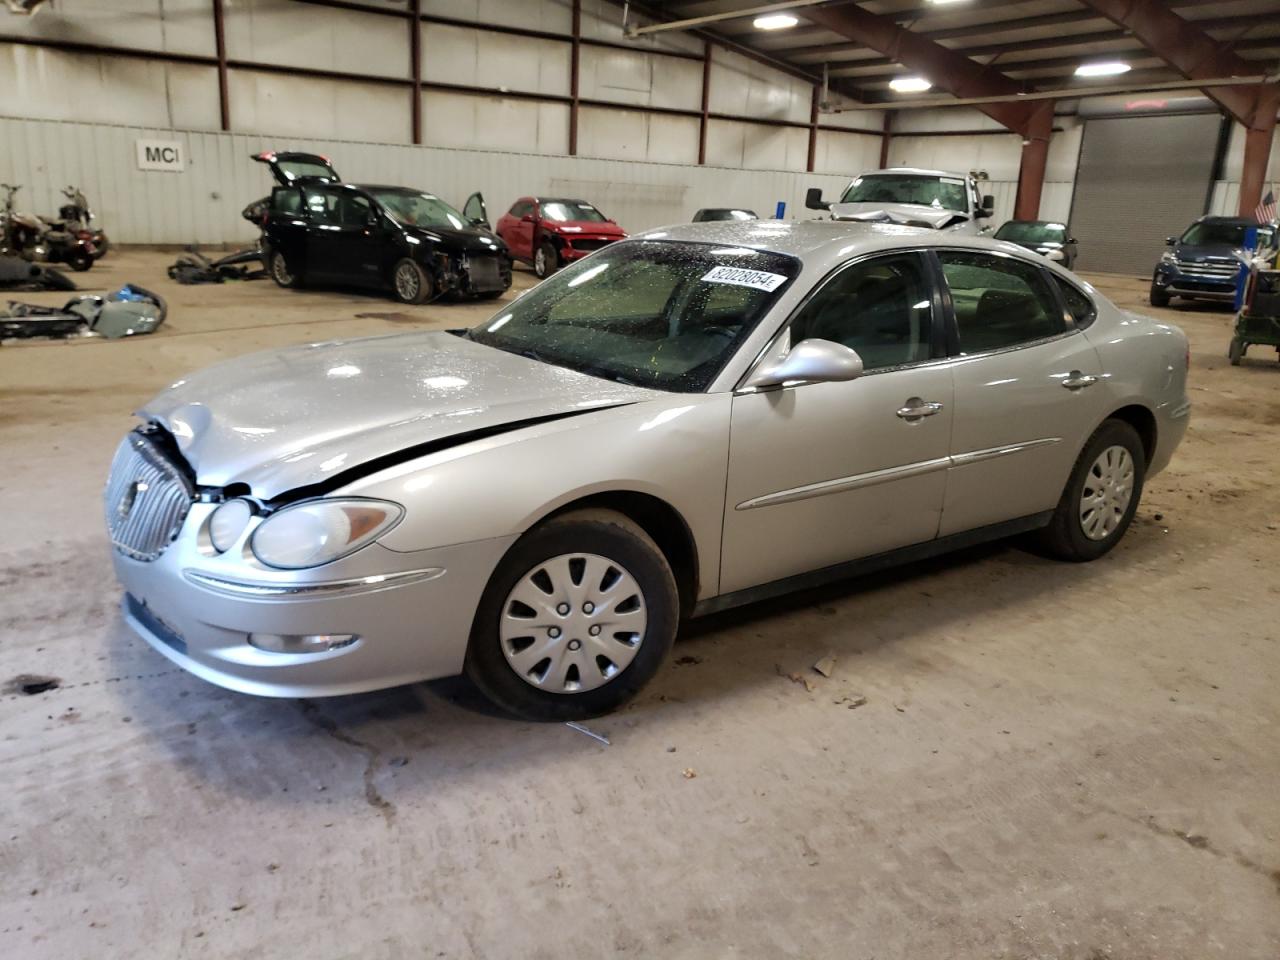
[262,182,512,304]
[993,220,1078,269]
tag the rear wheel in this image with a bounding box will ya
[464,509,679,721]
[1149,282,1171,307]
[1228,337,1245,366]
[534,241,557,280]
[270,251,300,288]
[1036,419,1145,562]
[392,258,430,304]
[68,249,93,272]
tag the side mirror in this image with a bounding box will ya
[981,194,995,213]
[1067,237,1078,245]
[1166,236,1176,245]
[744,338,864,390]
[804,187,831,212]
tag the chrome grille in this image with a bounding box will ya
[104,431,195,561]
[1175,259,1239,281]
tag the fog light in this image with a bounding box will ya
[248,632,358,654]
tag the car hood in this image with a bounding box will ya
[827,201,970,230]
[547,220,625,236]
[138,332,657,498]
[1172,243,1246,262]
[403,224,507,254]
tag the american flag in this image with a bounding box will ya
[1255,188,1277,225]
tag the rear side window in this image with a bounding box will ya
[303,187,339,225]
[271,187,301,215]
[938,250,1065,354]
[1054,276,1097,329]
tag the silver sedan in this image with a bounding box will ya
[105,221,1190,719]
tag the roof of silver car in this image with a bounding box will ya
[634,219,1013,264]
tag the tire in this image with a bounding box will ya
[1036,419,1146,562]
[1149,282,1171,307]
[533,241,557,280]
[68,250,93,272]
[1228,337,1245,366]
[464,508,679,721]
[270,250,300,289]
[391,258,430,304]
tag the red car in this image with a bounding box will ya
[495,197,626,278]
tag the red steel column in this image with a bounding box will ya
[1013,101,1054,221]
[806,85,819,173]
[569,0,581,156]
[410,0,422,144]
[212,0,230,131]
[698,40,711,165]
[1238,85,1278,219]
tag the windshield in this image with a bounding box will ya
[841,174,968,213]
[276,159,335,181]
[466,240,799,392]
[1180,221,1274,247]
[995,221,1068,244]
[541,201,608,223]
[371,190,469,230]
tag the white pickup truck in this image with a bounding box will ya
[805,167,995,235]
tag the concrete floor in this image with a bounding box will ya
[1,250,1278,960]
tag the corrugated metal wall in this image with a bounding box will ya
[0,116,856,245]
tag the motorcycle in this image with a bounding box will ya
[51,185,109,260]
[0,183,98,272]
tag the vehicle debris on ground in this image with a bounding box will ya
[0,254,75,291]
[1,284,166,342]
[168,246,266,285]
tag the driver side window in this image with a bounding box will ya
[789,253,934,370]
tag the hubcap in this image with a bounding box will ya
[1079,445,1135,541]
[395,264,420,301]
[535,248,547,275]
[499,553,647,694]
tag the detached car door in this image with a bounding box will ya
[720,251,954,594]
[935,249,1108,536]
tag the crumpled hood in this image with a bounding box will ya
[828,202,969,230]
[139,331,656,498]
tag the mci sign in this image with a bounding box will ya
[135,139,185,172]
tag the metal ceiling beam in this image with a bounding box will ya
[625,0,835,36]
[801,3,1039,134]
[1076,0,1270,127]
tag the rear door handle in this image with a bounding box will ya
[1062,370,1099,390]
[896,399,944,421]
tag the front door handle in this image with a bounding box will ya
[1062,370,1099,390]
[896,398,944,421]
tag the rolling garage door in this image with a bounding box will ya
[1069,112,1221,276]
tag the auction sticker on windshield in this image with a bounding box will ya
[702,266,788,292]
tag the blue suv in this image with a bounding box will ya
[1151,216,1273,308]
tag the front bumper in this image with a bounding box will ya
[112,505,515,697]
[1153,266,1238,301]
[560,237,622,262]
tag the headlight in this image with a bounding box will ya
[250,499,403,569]
[1160,252,1177,264]
[208,498,253,553]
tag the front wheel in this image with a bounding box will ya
[1036,419,1146,562]
[68,249,93,272]
[392,258,430,304]
[464,509,679,721]
[1149,282,1171,307]
[533,241,557,280]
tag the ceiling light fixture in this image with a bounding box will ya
[889,76,933,93]
[1075,61,1132,78]
[927,0,971,5]
[753,13,798,30]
